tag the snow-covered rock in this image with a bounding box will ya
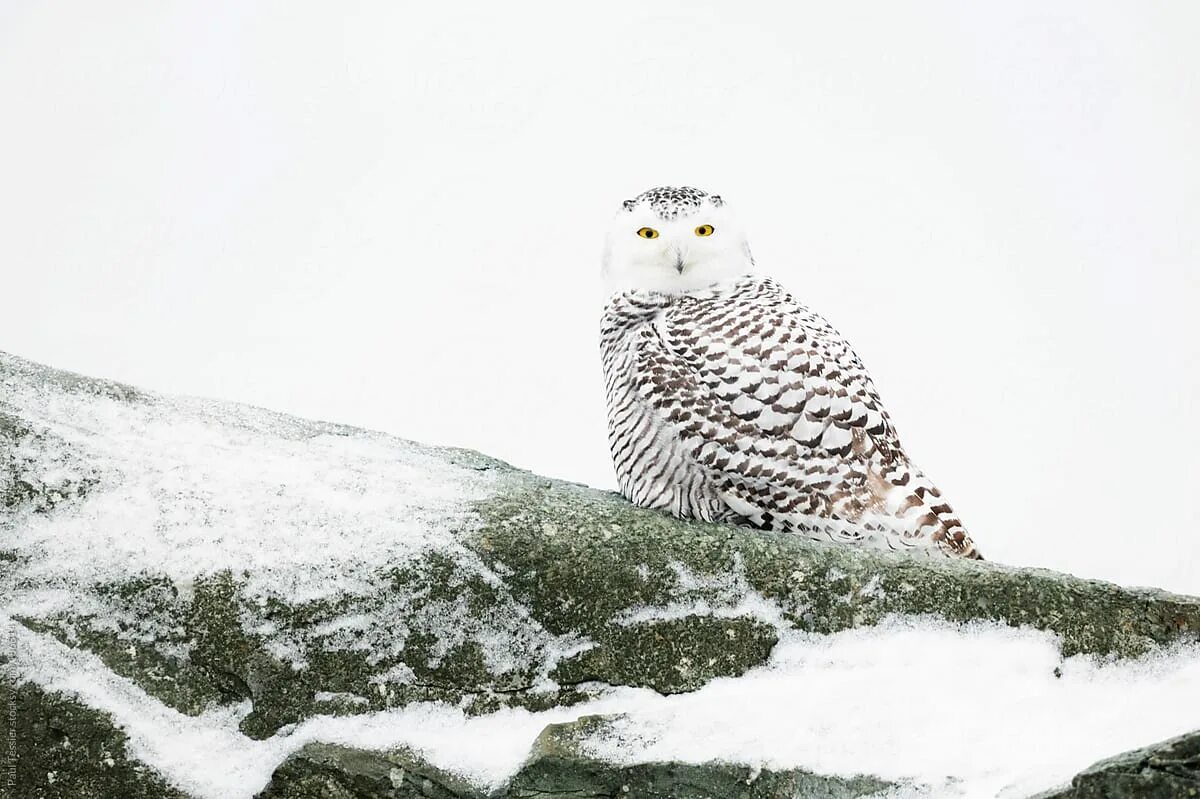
[2,349,1199,798]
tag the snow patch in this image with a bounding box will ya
[615,557,787,630]
[0,378,581,685]
[6,616,1200,799]
[582,617,1200,798]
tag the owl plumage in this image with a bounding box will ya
[600,187,981,559]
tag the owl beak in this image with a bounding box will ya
[672,246,686,273]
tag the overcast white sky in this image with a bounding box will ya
[2,2,1198,593]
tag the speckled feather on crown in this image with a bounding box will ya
[622,186,725,219]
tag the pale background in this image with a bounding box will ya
[3,2,1197,593]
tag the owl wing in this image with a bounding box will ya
[634,277,945,548]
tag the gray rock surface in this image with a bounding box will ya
[0,677,188,799]
[3,349,1200,799]
[254,715,894,799]
[256,742,481,799]
[1036,729,1200,798]
[503,714,893,798]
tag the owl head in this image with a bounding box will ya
[602,186,754,296]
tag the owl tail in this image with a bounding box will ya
[894,481,983,560]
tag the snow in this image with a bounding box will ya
[1,369,585,685]
[615,558,788,630]
[3,618,605,796]
[3,390,493,604]
[583,618,1200,797]
[6,613,1200,799]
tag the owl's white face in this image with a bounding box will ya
[602,187,754,296]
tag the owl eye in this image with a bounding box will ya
[694,224,715,237]
[637,227,659,239]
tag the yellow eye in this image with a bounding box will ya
[637,227,659,239]
[694,224,715,237]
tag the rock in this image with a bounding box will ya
[504,714,893,798]
[256,743,482,799]
[3,349,1200,798]
[253,716,894,799]
[548,616,779,695]
[474,475,1200,664]
[0,675,188,799]
[1036,729,1200,798]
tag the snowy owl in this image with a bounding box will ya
[600,186,981,559]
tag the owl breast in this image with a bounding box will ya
[600,294,729,523]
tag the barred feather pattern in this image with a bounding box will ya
[600,275,981,559]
